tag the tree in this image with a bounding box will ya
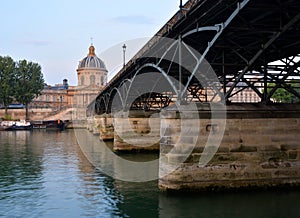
[267,82,300,103]
[15,60,44,120]
[0,56,16,115]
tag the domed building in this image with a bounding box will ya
[73,45,107,112]
[30,44,108,120]
[77,45,107,87]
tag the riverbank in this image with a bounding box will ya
[0,108,87,129]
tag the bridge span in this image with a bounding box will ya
[85,0,300,191]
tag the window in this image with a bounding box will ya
[81,76,85,86]
[46,95,50,102]
[90,75,95,85]
[101,76,104,85]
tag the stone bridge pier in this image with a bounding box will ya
[86,117,93,132]
[113,110,160,152]
[90,111,160,152]
[159,104,300,191]
[99,114,114,141]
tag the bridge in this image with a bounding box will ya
[85,0,300,191]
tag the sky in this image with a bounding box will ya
[0,0,188,85]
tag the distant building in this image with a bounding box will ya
[73,44,107,110]
[30,44,108,118]
[227,82,262,103]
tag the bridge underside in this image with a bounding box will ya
[89,0,300,115]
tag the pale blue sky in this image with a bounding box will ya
[0,0,188,85]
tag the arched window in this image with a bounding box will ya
[81,76,85,86]
[101,76,104,85]
[90,75,95,85]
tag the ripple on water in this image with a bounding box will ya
[1,130,300,218]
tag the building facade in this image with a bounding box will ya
[226,82,262,103]
[30,44,107,117]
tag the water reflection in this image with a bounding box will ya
[158,190,300,218]
[0,130,126,217]
[75,129,159,182]
[76,142,125,217]
[75,129,160,217]
[1,130,300,218]
[0,131,45,217]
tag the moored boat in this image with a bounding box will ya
[31,119,68,131]
[0,126,10,131]
[5,120,32,131]
[31,120,47,129]
[0,121,14,131]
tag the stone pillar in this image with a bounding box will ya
[86,117,93,131]
[159,103,300,192]
[99,114,114,141]
[92,116,101,135]
[113,110,160,152]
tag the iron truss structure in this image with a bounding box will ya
[89,0,300,115]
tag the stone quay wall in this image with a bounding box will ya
[0,108,54,121]
[159,103,300,191]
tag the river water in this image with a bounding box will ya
[0,130,299,218]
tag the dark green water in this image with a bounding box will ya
[0,130,300,218]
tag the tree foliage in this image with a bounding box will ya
[0,56,16,115]
[268,82,300,103]
[15,60,44,119]
[0,56,44,119]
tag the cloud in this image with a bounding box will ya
[110,15,154,25]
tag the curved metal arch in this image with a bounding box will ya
[180,0,250,100]
[93,95,107,115]
[108,87,125,111]
[100,92,113,114]
[103,93,111,112]
[99,95,108,112]
[182,26,220,39]
[125,63,179,105]
[157,40,178,66]
[118,78,132,98]
[119,78,132,86]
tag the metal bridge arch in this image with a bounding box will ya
[108,87,125,112]
[120,63,178,111]
[179,0,250,100]
[90,0,300,115]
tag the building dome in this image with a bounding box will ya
[78,45,106,70]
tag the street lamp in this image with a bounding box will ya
[122,44,126,67]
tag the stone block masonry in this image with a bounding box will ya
[0,108,54,121]
[99,114,114,141]
[113,111,160,152]
[159,103,300,191]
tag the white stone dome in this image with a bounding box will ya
[78,45,106,70]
